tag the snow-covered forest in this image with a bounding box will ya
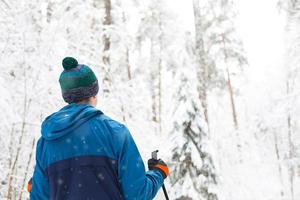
[0,0,299,199]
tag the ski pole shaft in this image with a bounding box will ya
[151,150,169,200]
[162,184,169,200]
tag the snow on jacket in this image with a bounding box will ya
[30,103,164,200]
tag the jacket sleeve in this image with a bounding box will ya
[30,139,49,200]
[108,120,164,200]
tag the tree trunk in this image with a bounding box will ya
[46,1,53,23]
[150,39,158,123]
[286,80,295,200]
[158,13,163,135]
[273,132,285,199]
[158,60,162,134]
[7,61,28,199]
[19,138,36,200]
[221,34,238,129]
[226,67,238,129]
[149,10,163,135]
[192,0,210,134]
[103,0,112,66]
[116,0,132,81]
[121,9,132,81]
[126,48,132,80]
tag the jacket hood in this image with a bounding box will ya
[41,103,102,140]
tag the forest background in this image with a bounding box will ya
[0,0,299,199]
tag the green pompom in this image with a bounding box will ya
[62,57,78,70]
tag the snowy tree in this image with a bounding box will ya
[280,1,300,199]
[169,33,218,200]
[170,98,218,200]
[192,0,247,134]
[209,0,247,130]
[171,101,218,200]
[192,0,219,133]
[136,0,173,134]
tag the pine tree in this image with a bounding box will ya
[210,0,247,130]
[170,35,218,200]
[170,89,218,200]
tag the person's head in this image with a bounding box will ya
[59,57,99,107]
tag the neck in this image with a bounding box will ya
[76,100,92,106]
[75,96,96,107]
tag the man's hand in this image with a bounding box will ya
[27,178,32,193]
[148,159,169,179]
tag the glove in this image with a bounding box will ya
[27,178,32,193]
[148,158,169,179]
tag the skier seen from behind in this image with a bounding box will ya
[29,57,169,200]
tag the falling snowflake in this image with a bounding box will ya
[57,178,64,185]
[66,138,71,143]
[97,173,105,180]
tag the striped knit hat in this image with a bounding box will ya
[59,57,99,103]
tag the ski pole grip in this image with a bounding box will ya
[151,150,159,160]
[151,150,169,200]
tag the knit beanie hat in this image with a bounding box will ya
[59,57,99,103]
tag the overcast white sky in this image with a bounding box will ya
[169,0,286,70]
[167,0,285,70]
[236,0,285,71]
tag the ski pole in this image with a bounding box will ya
[151,150,169,200]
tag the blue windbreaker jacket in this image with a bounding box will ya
[30,103,164,200]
